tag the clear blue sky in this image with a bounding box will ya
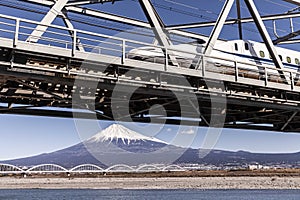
[1,0,300,160]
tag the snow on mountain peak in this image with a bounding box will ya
[88,124,165,145]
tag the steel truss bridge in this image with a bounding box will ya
[0,0,300,132]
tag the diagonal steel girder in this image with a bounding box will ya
[138,0,171,48]
[26,0,69,43]
[245,0,288,83]
[138,0,179,66]
[204,0,235,56]
[281,111,298,131]
[25,0,116,44]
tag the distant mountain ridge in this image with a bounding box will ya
[3,124,300,168]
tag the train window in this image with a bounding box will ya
[234,43,238,51]
[279,55,282,61]
[287,56,291,63]
[259,50,265,58]
[245,43,249,50]
[296,58,299,65]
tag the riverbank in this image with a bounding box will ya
[1,176,300,189]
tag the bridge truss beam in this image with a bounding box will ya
[0,0,300,132]
[166,11,300,30]
[0,39,299,132]
[22,0,300,47]
[19,0,211,41]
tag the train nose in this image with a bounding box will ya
[126,49,140,59]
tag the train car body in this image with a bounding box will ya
[127,39,300,78]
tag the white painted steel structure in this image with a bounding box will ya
[0,0,300,131]
[0,163,186,174]
[0,13,298,91]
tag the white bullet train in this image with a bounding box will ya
[127,39,300,79]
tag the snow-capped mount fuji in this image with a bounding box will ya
[88,124,166,145]
[84,124,168,155]
[82,123,174,165]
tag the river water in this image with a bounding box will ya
[0,189,300,200]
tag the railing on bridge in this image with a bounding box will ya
[0,13,299,92]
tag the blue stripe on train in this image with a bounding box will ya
[215,49,300,71]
